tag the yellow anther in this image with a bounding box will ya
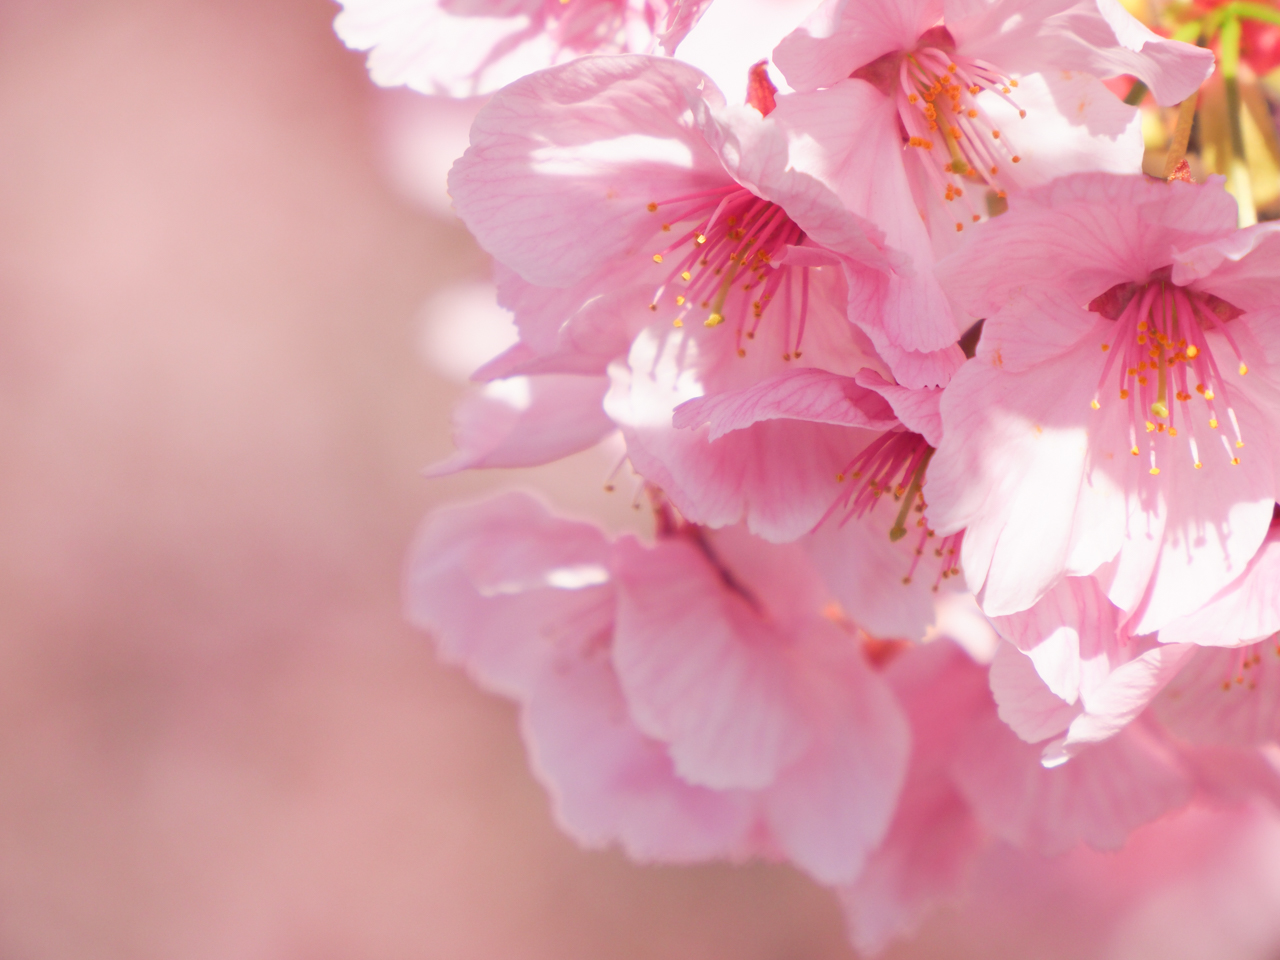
[1131,446,1140,455]
[695,234,706,244]
[1091,399,1100,409]
[1237,440,1245,448]
[1195,461,1202,468]
[653,254,663,263]
[1010,79,1019,87]
[1210,418,1219,429]
[681,270,691,281]
[705,313,724,327]
[1146,421,1156,432]
[1240,362,1249,375]
[1150,466,1160,475]
[673,318,683,327]
[1232,457,1241,465]
[1169,427,1178,436]
[675,295,685,305]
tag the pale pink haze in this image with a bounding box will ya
[927,174,1280,643]
[334,0,714,96]
[766,0,1215,385]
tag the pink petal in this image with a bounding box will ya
[404,492,615,700]
[610,535,817,791]
[772,0,944,92]
[1160,525,1280,648]
[610,529,910,884]
[524,645,760,862]
[802,516,963,642]
[989,641,1083,743]
[426,374,614,475]
[837,640,991,953]
[1153,641,1280,748]
[767,80,963,356]
[952,712,1191,854]
[673,368,897,440]
[854,368,944,445]
[1173,224,1280,313]
[954,0,1214,107]
[759,626,911,884]
[449,55,731,287]
[606,328,877,542]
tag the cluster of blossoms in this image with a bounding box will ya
[339,0,1280,953]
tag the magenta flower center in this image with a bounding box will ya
[646,185,811,360]
[892,37,1026,232]
[1089,272,1248,474]
[833,429,961,590]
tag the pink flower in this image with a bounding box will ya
[334,0,713,97]
[985,519,1280,759]
[763,0,1214,377]
[449,55,947,528]
[405,490,912,884]
[927,174,1280,637]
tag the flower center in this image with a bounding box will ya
[891,33,1026,233]
[646,185,811,360]
[1089,271,1248,474]
[832,429,962,590]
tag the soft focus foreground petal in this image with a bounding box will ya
[1160,527,1280,647]
[767,81,961,358]
[606,329,875,541]
[1153,641,1280,748]
[523,646,759,862]
[952,710,1190,854]
[611,531,910,884]
[426,374,614,474]
[404,492,614,699]
[772,0,944,92]
[673,368,898,440]
[336,0,537,97]
[837,641,990,954]
[989,640,1082,743]
[955,0,1214,107]
[658,0,717,53]
[611,534,816,790]
[759,627,911,884]
[449,56,728,287]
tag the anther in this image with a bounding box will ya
[653,254,663,263]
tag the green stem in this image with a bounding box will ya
[1124,80,1149,106]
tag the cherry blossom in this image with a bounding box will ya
[334,0,714,97]
[927,173,1280,637]
[764,0,1214,381]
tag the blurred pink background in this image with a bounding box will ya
[0,2,867,957]
[10,3,1280,959]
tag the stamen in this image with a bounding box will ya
[1089,271,1248,472]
